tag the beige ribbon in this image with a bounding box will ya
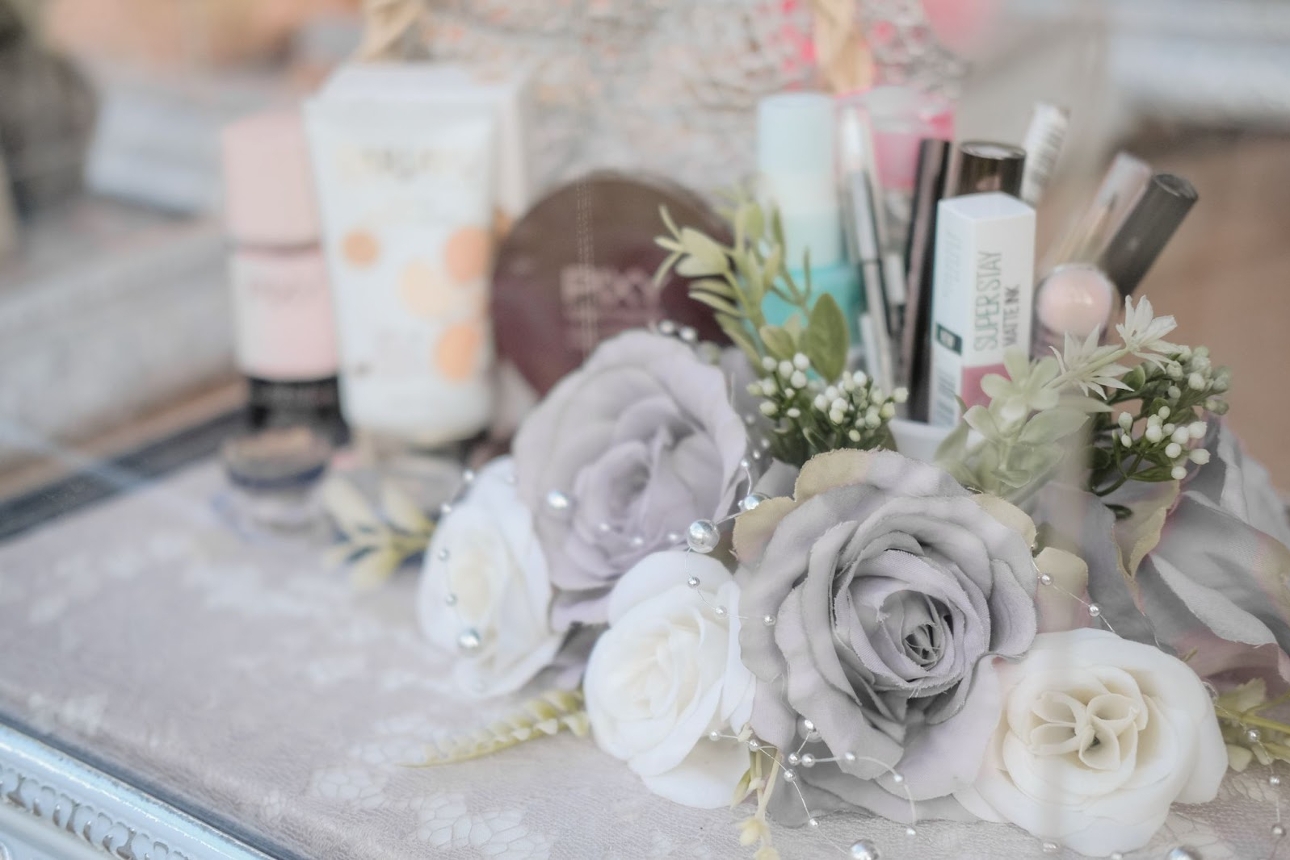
[355,0,429,62]
[810,0,875,94]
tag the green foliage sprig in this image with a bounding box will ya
[939,296,1230,505]
[414,689,589,765]
[322,477,435,588]
[655,195,904,466]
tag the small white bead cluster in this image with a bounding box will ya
[1111,408,1211,481]
[750,353,908,456]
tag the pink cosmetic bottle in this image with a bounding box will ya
[222,109,345,442]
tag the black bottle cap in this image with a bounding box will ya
[1099,173,1198,297]
[951,141,1027,198]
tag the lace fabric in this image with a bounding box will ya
[0,461,1281,859]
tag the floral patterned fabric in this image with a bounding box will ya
[0,462,1284,859]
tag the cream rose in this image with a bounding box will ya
[585,552,755,808]
[417,457,563,698]
[955,628,1227,857]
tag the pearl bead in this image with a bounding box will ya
[1041,842,1059,854]
[890,772,904,784]
[597,522,612,534]
[799,718,816,734]
[786,752,801,766]
[456,629,482,652]
[629,535,646,548]
[1166,848,1202,860]
[708,730,721,742]
[739,457,752,470]
[439,502,454,516]
[740,493,768,512]
[436,548,450,561]
[800,753,816,768]
[843,751,857,764]
[679,326,698,343]
[1038,573,1053,586]
[544,489,571,513]
[687,576,700,588]
[1272,775,1283,787]
[1274,824,1286,838]
[666,531,682,544]
[1110,853,1123,860]
[658,320,677,335]
[782,768,796,782]
[750,449,762,461]
[905,827,917,838]
[808,818,819,828]
[1248,728,1262,743]
[748,739,761,750]
[461,469,476,484]
[743,415,756,426]
[687,519,720,553]
[762,614,776,626]
[714,606,727,617]
[1088,604,1101,617]
[444,594,457,606]
[849,838,879,860]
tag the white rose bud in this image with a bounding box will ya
[1117,412,1133,431]
[1165,442,1182,459]
[893,388,909,404]
[1145,425,1164,443]
[791,370,807,389]
[759,401,777,417]
[786,407,801,419]
[793,352,810,371]
[761,356,777,371]
[1188,372,1206,391]
[1171,465,1188,480]
[778,360,794,378]
[880,402,895,420]
[1190,448,1211,465]
[1189,421,1207,439]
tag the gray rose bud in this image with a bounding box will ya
[514,331,749,630]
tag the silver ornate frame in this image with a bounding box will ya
[0,725,272,860]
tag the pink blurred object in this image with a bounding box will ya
[222,110,321,247]
[845,85,954,193]
[921,0,1001,58]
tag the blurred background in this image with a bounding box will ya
[0,0,1287,508]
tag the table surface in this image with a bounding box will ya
[0,460,1285,860]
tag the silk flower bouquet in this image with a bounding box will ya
[395,200,1290,860]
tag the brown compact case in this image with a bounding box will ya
[491,171,731,395]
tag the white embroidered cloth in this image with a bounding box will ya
[0,462,1282,860]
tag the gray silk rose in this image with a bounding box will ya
[734,450,1040,823]
[514,331,749,630]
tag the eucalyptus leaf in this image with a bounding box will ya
[691,277,737,299]
[759,325,796,361]
[1018,407,1089,445]
[802,293,848,382]
[692,291,741,317]
[659,205,681,238]
[677,227,730,277]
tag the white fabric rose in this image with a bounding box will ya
[417,457,563,698]
[585,552,755,808]
[955,628,1227,857]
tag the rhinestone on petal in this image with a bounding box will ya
[687,576,701,588]
[1249,728,1262,743]
[762,614,776,626]
[1275,824,1286,838]
[1272,775,1283,787]
[843,751,857,764]
[905,827,917,838]
[456,629,482,652]
[687,519,720,553]
[849,839,879,860]
[1088,604,1102,617]
[1041,843,1059,854]
[544,489,571,513]
[444,594,458,607]
[1038,573,1053,586]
